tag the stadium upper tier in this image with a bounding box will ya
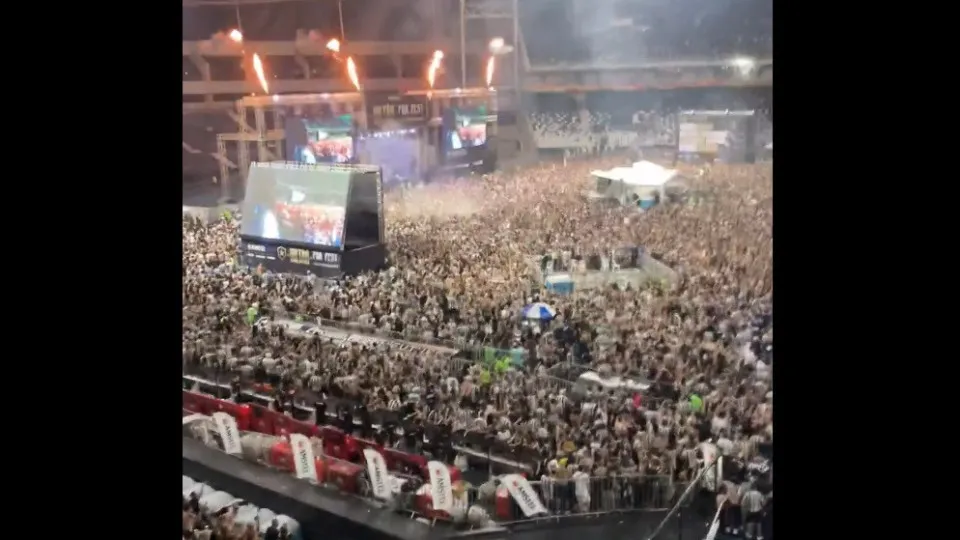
[519,0,772,66]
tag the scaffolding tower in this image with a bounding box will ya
[215,101,284,202]
[460,0,521,94]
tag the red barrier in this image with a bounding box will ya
[266,440,329,484]
[184,391,252,430]
[495,487,512,520]
[183,391,203,414]
[248,404,274,435]
[326,459,364,494]
[268,440,296,472]
[182,389,459,482]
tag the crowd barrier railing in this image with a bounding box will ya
[263,314,561,376]
[183,383,549,477]
[182,379,553,475]
[186,408,683,527]
[485,475,683,524]
[255,312,603,392]
[182,387,466,483]
[266,313,487,363]
[183,410,434,521]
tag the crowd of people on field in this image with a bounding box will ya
[182,152,773,536]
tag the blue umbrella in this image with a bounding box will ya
[522,302,557,320]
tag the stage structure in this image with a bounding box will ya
[216,88,499,195]
[238,161,386,277]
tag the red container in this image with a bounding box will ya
[326,459,364,494]
[495,486,513,520]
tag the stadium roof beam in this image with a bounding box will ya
[183,40,488,57]
[183,78,429,95]
[184,102,234,113]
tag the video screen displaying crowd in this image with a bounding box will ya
[184,143,773,537]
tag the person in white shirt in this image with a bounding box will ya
[572,467,591,512]
[300,146,317,164]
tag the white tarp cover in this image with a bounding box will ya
[184,482,214,499]
[591,160,679,187]
[234,504,261,525]
[200,490,241,513]
[182,480,300,538]
[256,508,277,525]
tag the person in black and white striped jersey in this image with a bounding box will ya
[740,483,766,540]
[386,395,403,410]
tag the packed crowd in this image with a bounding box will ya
[183,153,772,525]
[520,0,772,66]
[529,111,677,153]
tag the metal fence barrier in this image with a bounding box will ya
[185,410,688,528]
[259,314,580,390]
[183,410,429,520]
[492,476,683,523]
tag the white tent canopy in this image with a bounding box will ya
[200,490,243,513]
[234,504,262,526]
[591,160,679,187]
[590,160,683,203]
[184,481,215,499]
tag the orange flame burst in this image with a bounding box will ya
[427,50,444,89]
[485,56,496,87]
[326,38,341,54]
[346,56,361,90]
[228,29,244,43]
[252,53,270,94]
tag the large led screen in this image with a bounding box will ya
[285,114,354,164]
[444,106,488,154]
[240,163,349,249]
